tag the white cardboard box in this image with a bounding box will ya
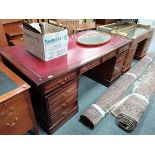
[22,22,69,61]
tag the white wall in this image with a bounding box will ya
[138,19,155,52]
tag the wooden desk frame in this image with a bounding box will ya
[0,33,131,134]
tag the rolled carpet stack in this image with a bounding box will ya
[111,63,155,131]
[80,54,153,128]
[112,94,148,131]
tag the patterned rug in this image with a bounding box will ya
[111,62,155,131]
[80,54,153,128]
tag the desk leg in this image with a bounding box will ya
[23,90,39,135]
[134,38,151,60]
[122,44,137,73]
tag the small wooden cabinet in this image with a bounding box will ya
[0,63,38,135]
[0,19,24,47]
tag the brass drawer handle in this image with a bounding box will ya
[88,61,98,69]
[6,116,18,127]
[88,65,92,69]
[62,111,67,115]
[61,102,67,107]
[61,92,68,97]
[0,107,15,118]
[56,100,62,105]
[61,81,65,85]
[59,78,67,85]
[1,112,6,118]
[7,112,14,117]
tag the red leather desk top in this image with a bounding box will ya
[0,30,131,86]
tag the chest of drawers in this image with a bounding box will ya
[0,63,38,134]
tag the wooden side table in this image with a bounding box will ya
[0,19,24,47]
[0,62,38,135]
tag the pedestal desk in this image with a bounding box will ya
[98,23,154,72]
[0,30,131,134]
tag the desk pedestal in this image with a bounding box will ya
[85,51,128,86]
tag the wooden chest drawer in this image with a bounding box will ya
[44,71,77,94]
[0,93,33,134]
[80,58,101,74]
[118,44,130,54]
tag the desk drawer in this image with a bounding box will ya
[102,51,116,62]
[80,58,101,74]
[49,90,77,115]
[47,80,78,125]
[47,80,78,107]
[118,44,130,54]
[0,93,33,134]
[44,71,77,94]
[50,101,78,125]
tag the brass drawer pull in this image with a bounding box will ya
[61,102,67,107]
[1,112,6,117]
[5,116,18,127]
[7,112,14,117]
[61,81,65,85]
[62,111,67,115]
[1,107,15,118]
[88,65,92,69]
[59,78,67,85]
[61,92,68,97]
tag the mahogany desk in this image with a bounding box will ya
[98,23,154,72]
[0,31,131,134]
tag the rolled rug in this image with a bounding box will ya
[80,54,153,128]
[111,62,155,131]
[113,94,147,131]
